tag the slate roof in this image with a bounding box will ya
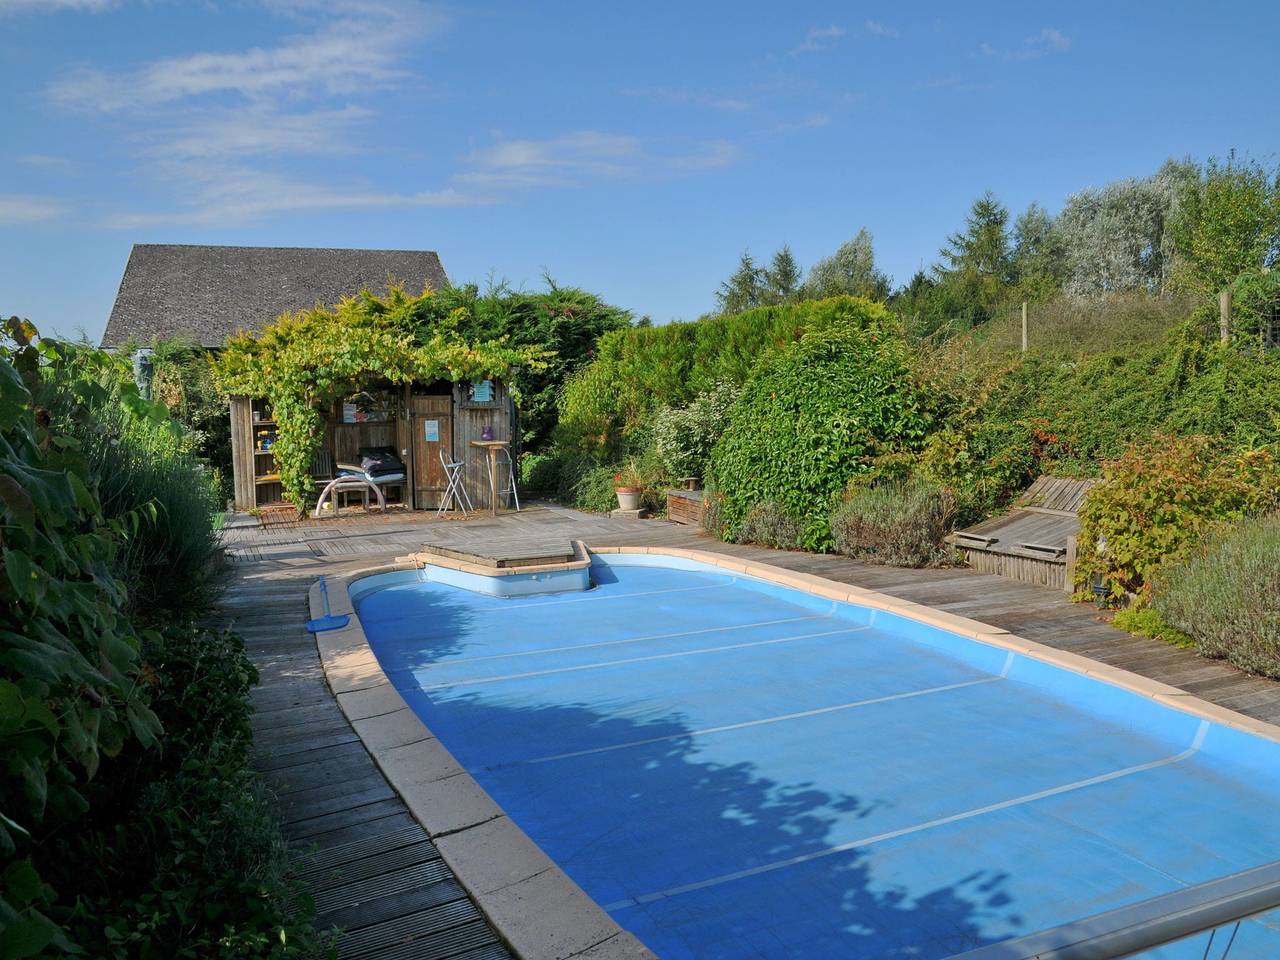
[101,244,449,349]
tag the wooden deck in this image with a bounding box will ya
[216,502,1280,958]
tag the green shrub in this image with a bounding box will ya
[149,336,235,503]
[915,419,1038,523]
[830,479,956,567]
[652,380,741,480]
[1111,606,1194,649]
[46,623,322,958]
[556,297,871,457]
[701,486,728,539]
[1152,514,1280,677]
[734,500,803,550]
[520,449,562,492]
[1076,434,1280,599]
[1,320,319,958]
[73,413,222,610]
[572,463,623,513]
[709,302,930,551]
[1,320,160,957]
[568,446,668,514]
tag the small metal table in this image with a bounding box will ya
[469,439,510,517]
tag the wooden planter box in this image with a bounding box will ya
[666,489,705,526]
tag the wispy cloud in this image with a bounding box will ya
[914,75,992,94]
[16,153,74,169]
[102,166,486,228]
[667,140,738,171]
[622,86,751,112]
[981,27,1072,61]
[43,0,464,225]
[0,194,66,224]
[152,104,374,159]
[49,1,441,111]
[0,0,116,14]
[864,19,900,39]
[790,25,845,55]
[459,130,737,188]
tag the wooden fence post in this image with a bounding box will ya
[1021,301,1028,353]
[1219,290,1232,344]
[1063,535,1078,595]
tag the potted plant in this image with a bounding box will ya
[613,460,644,511]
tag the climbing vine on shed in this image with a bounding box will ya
[214,287,549,509]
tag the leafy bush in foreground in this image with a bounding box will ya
[830,480,956,567]
[1,320,319,958]
[1153,514,1280,677]
[1075,434,1280,599]
[709,302,930,551]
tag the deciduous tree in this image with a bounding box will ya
[801,228,891,302]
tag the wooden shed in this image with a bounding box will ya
[230,378,517,513]
[946,476,1096,592]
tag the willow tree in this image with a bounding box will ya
[214,286,548,509]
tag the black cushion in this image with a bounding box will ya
[358,445,402,474]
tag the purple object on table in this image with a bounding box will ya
[481,423,494,441]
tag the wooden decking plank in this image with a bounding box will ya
[281,784,399,825]
[313,860,455,916]
[291,824,430,872]
[335,898,483,958]
[318,878,469,932]
[270,757,386,796]
[287,811,422,853]
[286,798,408,840]
[299,840,442,892]
[357,919,502,960]
[256,738,370,773]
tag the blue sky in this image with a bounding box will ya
[3,0,1277,342]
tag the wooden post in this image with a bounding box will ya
[1219,290,1232,344]
[1063,535,1078,595]
[1021,301,1028,353]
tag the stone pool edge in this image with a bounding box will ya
[310,545,1280,960]
[309,558,657,960]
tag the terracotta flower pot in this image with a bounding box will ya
[615,487,641,511]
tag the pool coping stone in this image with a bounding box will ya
[311,545,1280,960]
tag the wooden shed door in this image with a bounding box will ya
[410,396,453,508]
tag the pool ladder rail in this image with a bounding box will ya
[946,858,1280,960]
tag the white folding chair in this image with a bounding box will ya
[437,449,474,518]
[484,446,521,512]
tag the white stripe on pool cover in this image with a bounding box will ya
[494,580,742,610]
[605,719,1211,911]
[509,676,1010,768]
[422,611,835,667]
[416,625,873,690]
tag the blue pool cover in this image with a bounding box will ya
[355,555,1280,959]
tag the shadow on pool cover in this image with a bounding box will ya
[366,588,1021,960]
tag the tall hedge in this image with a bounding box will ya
[556,298,871,457]
[708,300,931,551]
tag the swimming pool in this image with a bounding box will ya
[353,552,1280,959]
